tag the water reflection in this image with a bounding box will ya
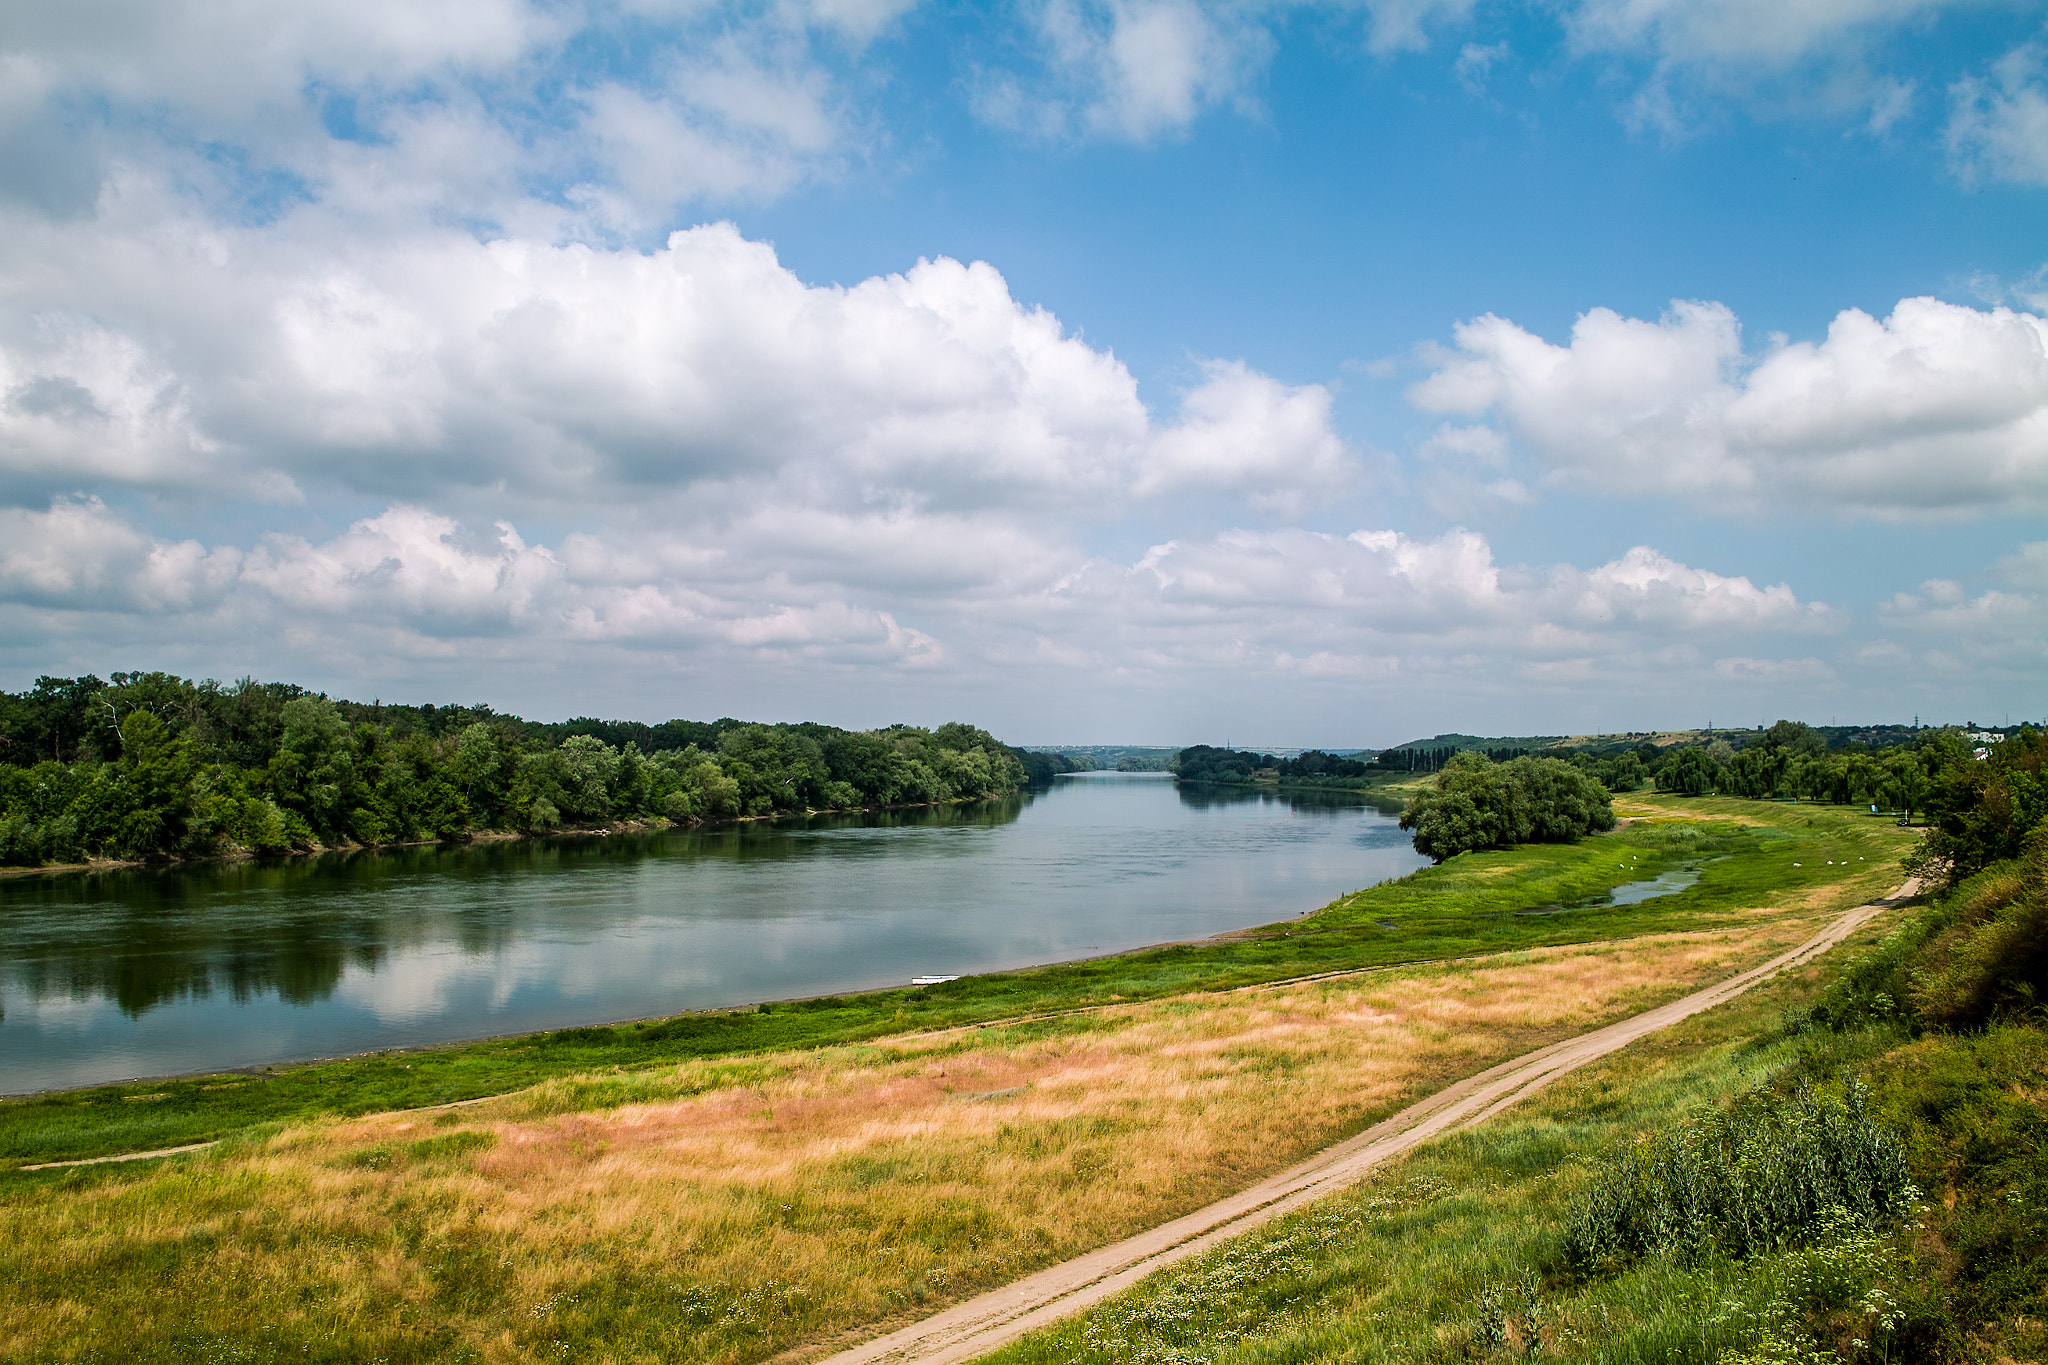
[1,774,1431,1091]
[1173,781,1405,817]
[6,801,1040,1020]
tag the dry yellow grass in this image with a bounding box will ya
[2,915,1828,1365]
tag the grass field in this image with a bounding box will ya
[0,796,1915,1167]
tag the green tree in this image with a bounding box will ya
[1401,752,1615,862]
[110,711,198,856]
[1921,728,2048,885]
[269,697,357,840]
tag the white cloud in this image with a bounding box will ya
[1138,360,1351,508]
[1453,40,1509,92]
[0,318,291,505]
[975,0,1269,143]
[0,502,951,673]
[239,507,563,630]
[1579,546,1823,629]
[0,498,239,611]
[1087,0,1233,138]
[1030,527,1829,682]
[0,504,1837,696]
[1566,0,1960,68]
[0,215,1353,515]
[1948,44,2048,186]
[1410,294,2048,516]
[0,0,898,234]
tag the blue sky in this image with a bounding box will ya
[0,0,2044,744]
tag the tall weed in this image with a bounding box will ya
[1912,831,2048,1029]
[1560,1082,1913,1274]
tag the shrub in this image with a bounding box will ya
[1399,752,1615,862]
[1561,1081,1914,1275]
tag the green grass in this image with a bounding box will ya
[0,797,1915,1169]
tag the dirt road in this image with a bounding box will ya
[813,880,1916,1365]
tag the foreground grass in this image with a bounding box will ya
[0,797,1912,1166]
[0,908,1867,1363]
[980,904,1928,1365]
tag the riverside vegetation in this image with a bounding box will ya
[0,671,1044,867]
[0,797,1928,1362]
[1170,719,2023,832]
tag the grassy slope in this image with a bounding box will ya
[985,882,2046,1365]
[0,797,1914,1165]
[979,909,1923,1365]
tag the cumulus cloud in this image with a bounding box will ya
[0,319,229,502]
[1410,294,2048,515]
[0,502,950,674]
[1262,529,1811,634]
[0,216,1354,513]
[1021,526,1832,691]
[0,498,239,612]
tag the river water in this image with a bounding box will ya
[0,774,1429,1093]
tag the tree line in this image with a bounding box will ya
[1172,745,1376,786]
[1639,720,1979,824]
[0,672,1038,867]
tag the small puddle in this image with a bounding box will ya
[1515,864,1704,916]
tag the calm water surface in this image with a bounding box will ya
[0,774,1429,1093]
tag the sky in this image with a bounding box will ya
[0,0,2044,746]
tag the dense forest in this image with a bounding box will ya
[0,672,1044,867]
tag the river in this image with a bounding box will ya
[0,773,1429,1094]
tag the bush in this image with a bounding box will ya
[1561,1081,1914,1274]
[1398,752,1615,862]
